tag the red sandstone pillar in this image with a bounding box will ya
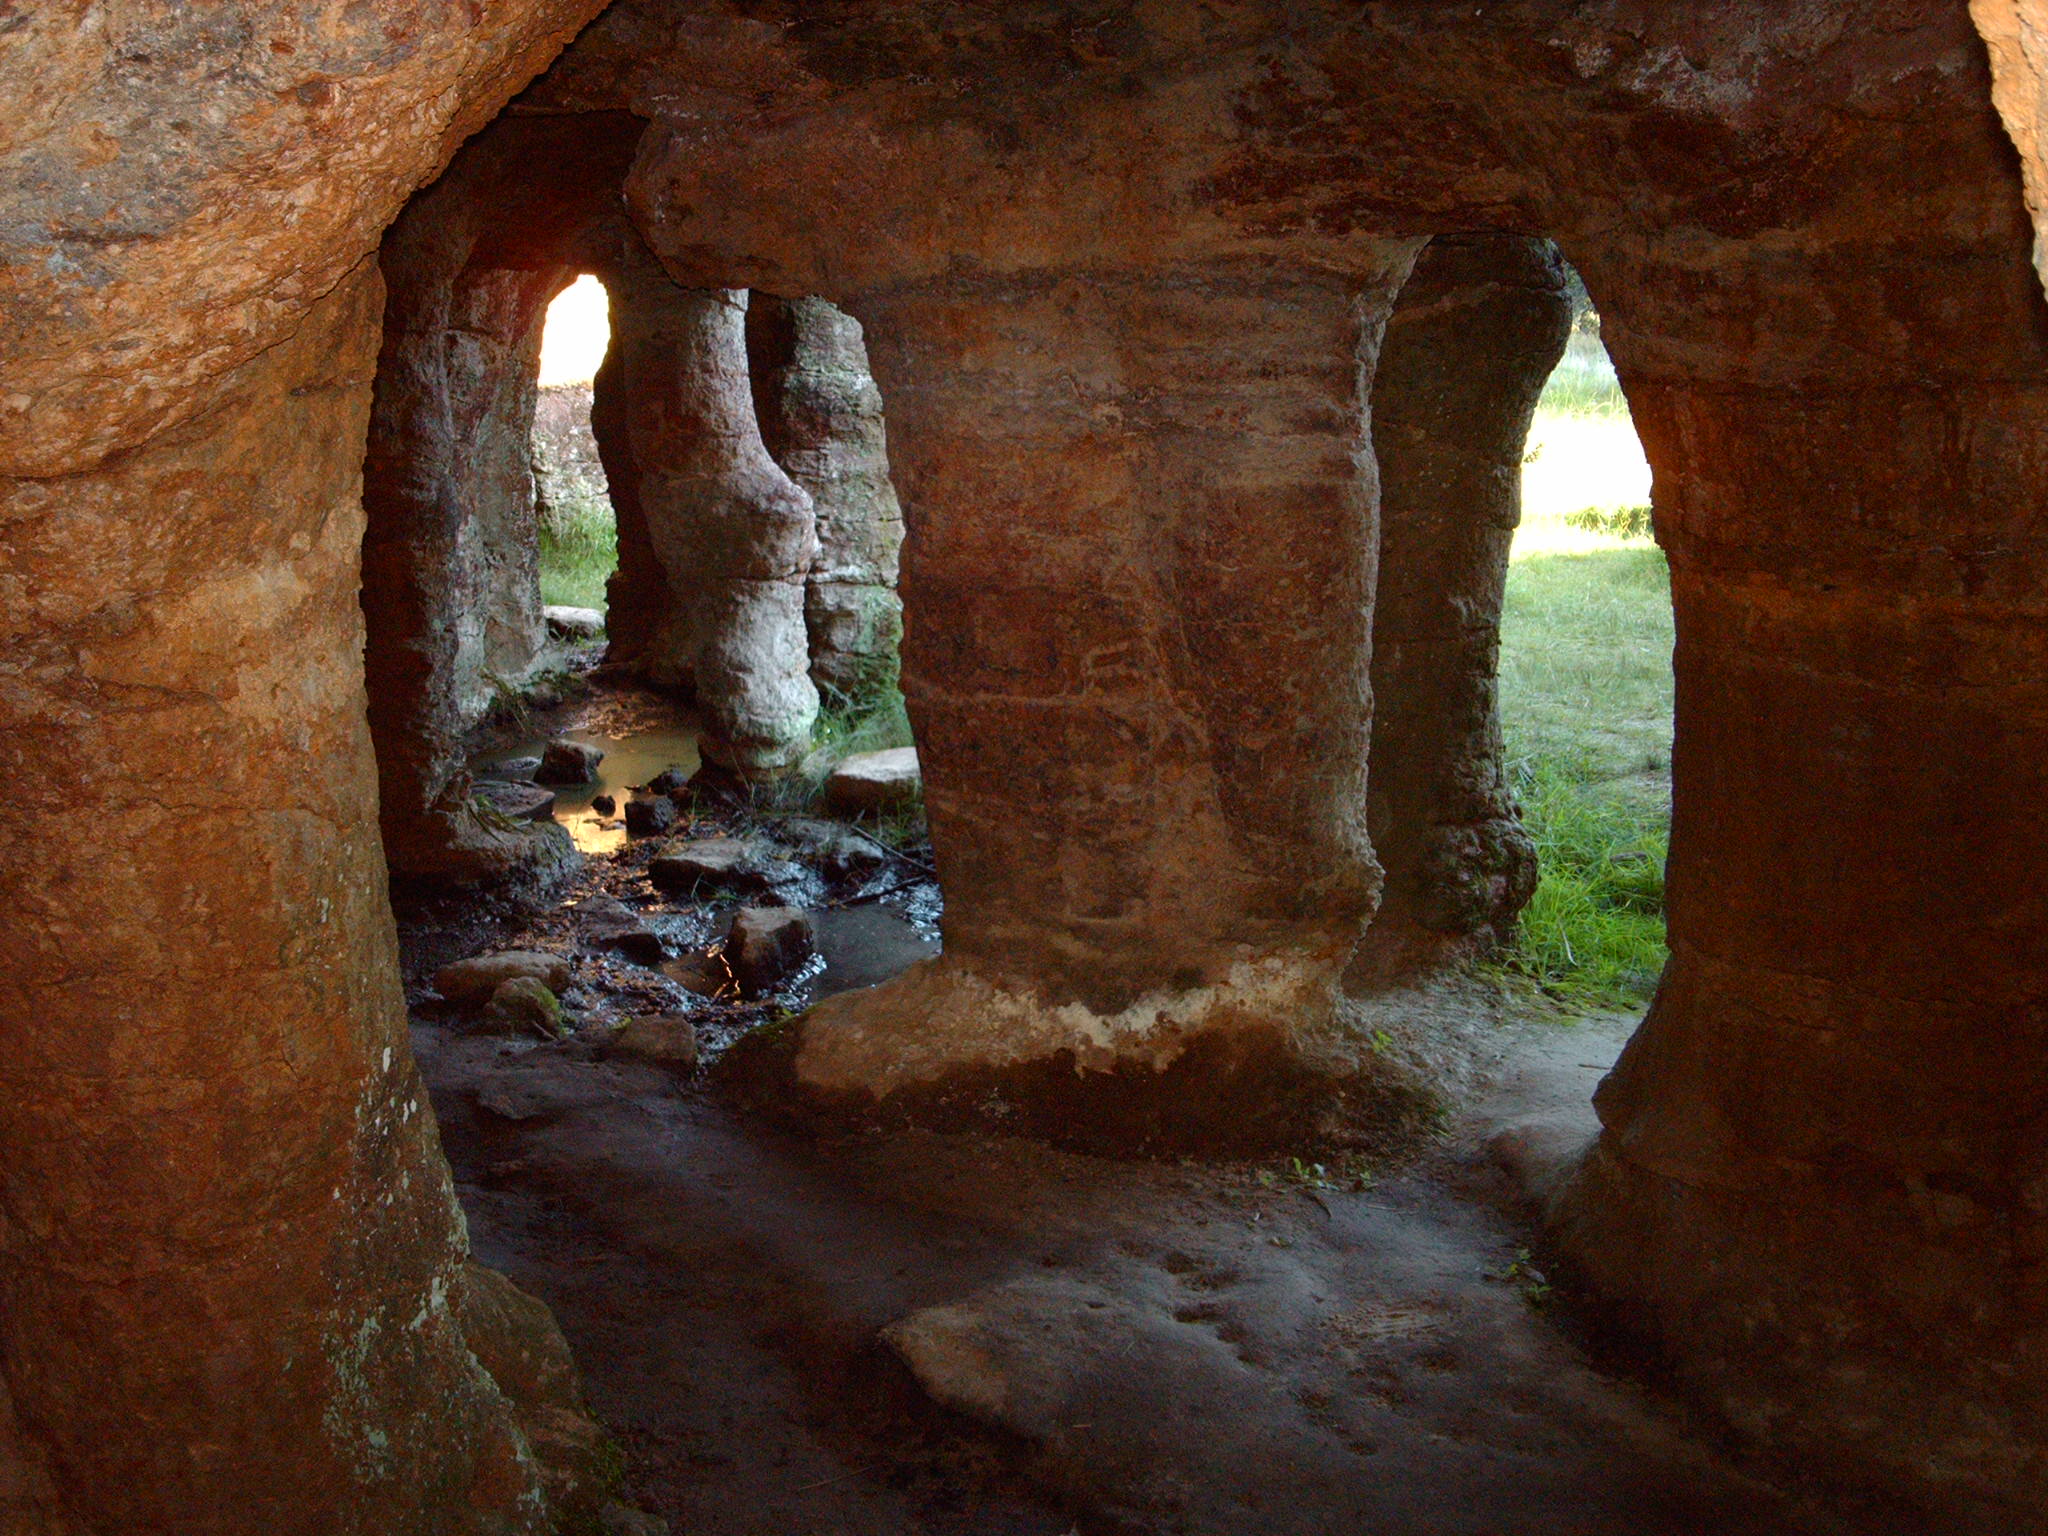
[1354,233,1571,979]
[761,252,1420,1150]
[1548,239,2048,1511]
[747,294,908,699]
[362,251,573,885]
[0,273,566,1533]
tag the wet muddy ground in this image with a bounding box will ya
[395,677,1942,1536]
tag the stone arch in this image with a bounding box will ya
[362,109,645,884]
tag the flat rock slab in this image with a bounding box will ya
[825,747,920,814]
[772,817,890,881]
[477,780,558,822]
[536,738,604,786]
[544,604,606,640]
[434,950,572,1003]
[648,837,806,898]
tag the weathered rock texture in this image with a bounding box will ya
[759,254,1406,1152]
[0,4,615,1529]
[1353,235,1572,978]
[1976,0,2048,290]
[602,277,821,773]
[526,4,2048,1521]
[9,0,2048,1527]
[363,109,641,882]
[748,295,908,698]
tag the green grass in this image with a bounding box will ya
[1537,331,1631,418]
[537,481,616,611]
[1499,350,1674,1003]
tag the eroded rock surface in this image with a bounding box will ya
[748,295,908,697]
[603,278,821,774]
[0,6,620,1529]
[9,1,2048,1528]
[1353,234,1572,978]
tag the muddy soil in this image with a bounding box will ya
[397,678,1941,1536]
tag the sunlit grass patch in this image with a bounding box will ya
[1504,753,1668,1003]
[1499,332,1673,1003]
[537,484,616,612]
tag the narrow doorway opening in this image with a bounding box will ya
[533,273,618,617]
[1500,274,1673,1003]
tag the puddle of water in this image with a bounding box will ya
[654,901,939,1009]
[801,903,940,1002]
[477,726,700,855]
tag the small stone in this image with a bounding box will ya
[475,780,557,822]
[482,976,563,1037]
[623,794,678,838]
[543,604,605,640]
[575,896,664,963]
[774,817,889,881]
[535,738,604,786]
[726,906,816,997]
[591,793,617,817]
[644,765,692,796]
[825,747,921,814]
[602,1014,699,1072]
[434,950,572,1002]
[648,836,804,898]
[478,755,542,781]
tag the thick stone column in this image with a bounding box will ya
[1353,234,1571,979]
[608,275,820,773]
[747,295,907,698]
[754,253,1420,1150]
[362,251,573,884]
[0,270,588,1535]
[591,325,663,669]
[1548,233,2048,1515]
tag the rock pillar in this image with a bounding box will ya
[747,295,908,699]
[0,271,579,1534]
[759,253,1421,1150]
[1548,230,2048,1514]
[362,247,572,884]
[606,274,820,773]
[1354,234,1571,977]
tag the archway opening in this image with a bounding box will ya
[1499,274,1673,1005]
[533,273,618,615]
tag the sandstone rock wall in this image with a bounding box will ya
[363,110,642,882]
[532,3,2048,1516]
[8,0,2048,1526]
[1975,0,2048,291]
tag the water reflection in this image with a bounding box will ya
[478,726,701,855]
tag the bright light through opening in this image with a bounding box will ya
[538,274,611,387]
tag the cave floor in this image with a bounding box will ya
[411,1000,1940,1536]
[397,673,1938,1532]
